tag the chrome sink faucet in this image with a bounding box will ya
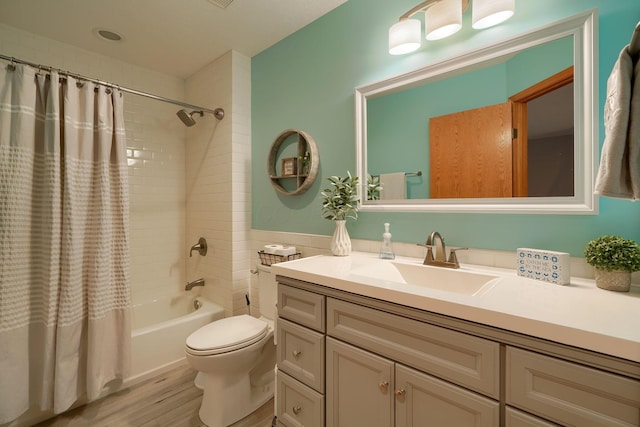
[185,278,205,290]
[418,231,467,269]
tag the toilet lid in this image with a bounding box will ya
[186,315,268,356]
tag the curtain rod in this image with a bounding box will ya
[0,53,225,117]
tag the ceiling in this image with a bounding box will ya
[0,0,347,78]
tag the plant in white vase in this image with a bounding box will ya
[321,171,359,256]
[584,235,640,292]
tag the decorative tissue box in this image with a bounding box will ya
[517,248,571,285]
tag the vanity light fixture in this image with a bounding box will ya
[472,0,515,29]
[425,0,463,41]
[388,0,515,55]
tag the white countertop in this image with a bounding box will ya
[271,252,640,363]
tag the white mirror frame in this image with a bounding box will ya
[355,10,598,214]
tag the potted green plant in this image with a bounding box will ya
[321,171,359,256]
[584,235,640,292]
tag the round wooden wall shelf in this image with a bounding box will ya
[268,129,319,195]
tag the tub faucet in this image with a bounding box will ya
[418,231,467,269]
[185,278,205,290]
[189,237,208,257]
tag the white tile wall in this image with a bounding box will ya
[185,50,252,317]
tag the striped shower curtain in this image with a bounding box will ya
[0,64,131,423]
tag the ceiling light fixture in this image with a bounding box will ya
[388,0,514,55]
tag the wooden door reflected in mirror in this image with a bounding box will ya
[430,103,513,198]
[429,67,574,199]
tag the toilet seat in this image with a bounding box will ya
[186,315,269,356]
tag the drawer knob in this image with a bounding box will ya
[379,381,389,392]
[292,405,302,415]
[395,388,406,399]
[292,350,302,358]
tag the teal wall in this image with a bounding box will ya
[252,0,640,256]
[505,36,574,94]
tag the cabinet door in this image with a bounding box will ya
[326,337,394,427]
[395,364,499,427]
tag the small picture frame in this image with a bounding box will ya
[281,157,297,176]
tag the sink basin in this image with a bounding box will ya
[350,260,498,296]
[391,262,498,295]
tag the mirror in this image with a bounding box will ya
[355,11,597,214]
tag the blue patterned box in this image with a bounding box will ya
[517,248,571,285]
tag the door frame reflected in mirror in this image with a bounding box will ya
[355,11,597,214]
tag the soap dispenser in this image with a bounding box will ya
[379,222,395,260]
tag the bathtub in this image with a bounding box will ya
[129,294,225,382]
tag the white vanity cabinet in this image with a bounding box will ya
[275,276,640,427]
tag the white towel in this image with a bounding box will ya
[594,44,640,200]
[380,173,406,200]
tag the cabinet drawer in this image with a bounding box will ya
[327,297,500,398]
[277,318,325,392]
[277,370,324,427]
[505,407,557,427]
[278,284,325,332]
[506,346,640,427]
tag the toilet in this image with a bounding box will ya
[185,265,276,427]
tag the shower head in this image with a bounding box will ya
[176,109,204,127]
[176,108,225,126]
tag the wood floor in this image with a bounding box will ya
[35,364,275,427]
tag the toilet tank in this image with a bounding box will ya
[257,264,276,321]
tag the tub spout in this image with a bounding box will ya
[186,278,205,290]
